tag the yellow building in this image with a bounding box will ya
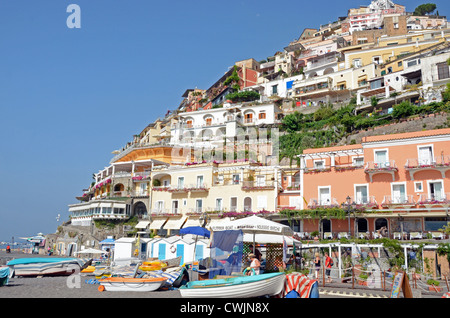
[149,161,280,235]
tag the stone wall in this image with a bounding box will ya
[341,112,450,145]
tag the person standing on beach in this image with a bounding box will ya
[324,252,333,283]
[6,245,10,253]
[314,252,321,279]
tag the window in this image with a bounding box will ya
[391,183,406,203]
[256,175,266,186]
[414,181,423,192]
[437,62,450,80]
[215,198,223,211]
[139,182,148,195]
[230,197,237,212]
[355,185,368,204]
[374,149,388,166]
[353,157,364,166]
[318,187,331,205]
[172,200,179,214]
[428,180,444,201]
[217,174,224,184]
[205,118,212,126]
[352,59,362,68]
[418,145,433,165]
[196,175,204,187]
[195,199,203,213]
[314,160,325,169]
[186,120,193,128]
[272,85,278,95]
[232,174,240,184]
[244,113,253,124]
[155,201,164,213]
[177,177,184,189]
[259,112,266,119]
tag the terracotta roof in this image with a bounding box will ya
[362,128,450,143]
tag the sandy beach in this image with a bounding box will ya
[0,251,181,298]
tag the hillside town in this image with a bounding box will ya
[16,0,450,297]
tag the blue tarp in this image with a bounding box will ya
[0,267,10,286]
[286,80,294,90]
[99,238,115,244]
[209,230,243,278]
[179,226,210,238]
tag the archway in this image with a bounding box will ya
[133,201,148,218]
[244,197,252,212]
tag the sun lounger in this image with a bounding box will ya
[409,232,423,240]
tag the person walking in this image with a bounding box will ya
[247,253,261,275]
[6,245,11,253]
[314,252,321,279]
[324,252,334,283]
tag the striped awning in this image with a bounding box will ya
[163,217,187,230]
[135,221,150,229]
[149,218,168,230]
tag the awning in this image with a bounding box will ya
[207,217,232,229]
[182,217,202,228]
[149,218,168,230]
[163,217,187,230]
[135,221,151,229]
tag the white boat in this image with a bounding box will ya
[98,277,168,292]
[179,272,286,298]
[7,258,88,277]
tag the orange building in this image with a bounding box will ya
[296,128,450,239]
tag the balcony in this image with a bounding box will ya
[381,195,415,208]
[348,195,378,209]
[364,160,398,182]
[283,182,301,192]
[187,183,209,193]
[405,156,450,180]
[308,198,340,209]
[241,180,275,191]
[417,193,450,207]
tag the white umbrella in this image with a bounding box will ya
[210,215,294,254]
[75,248,106,255]
[210,215,293,236]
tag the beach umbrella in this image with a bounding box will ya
[75,248,106,255]
[180,226,211,265]
[179,226,211,238]
[210,215,294,254]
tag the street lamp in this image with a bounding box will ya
[344,196,357,238]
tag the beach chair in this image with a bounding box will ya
[409,232,423,240]
[324,232,333,240]
[372,231,382,239]
[393,232,401,240]
[359,232,369,239]
[431,232,444,240]
[338,232,348,239]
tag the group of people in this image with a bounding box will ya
[314,252,334,283]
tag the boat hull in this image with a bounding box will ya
[7,258,84,277]
[179,272,286,298]
[98,277,167,292]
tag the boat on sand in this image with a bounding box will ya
[98,277,168,292]
[7,258,89,277]
[179,272,286,298]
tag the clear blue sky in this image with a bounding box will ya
[0,0,448,242]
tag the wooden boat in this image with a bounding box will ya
[81,266,96,274]
[179,272,286,298]
[7,258,87,277]
[98,277,168,292]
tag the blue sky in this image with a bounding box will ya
[0,0,449,242]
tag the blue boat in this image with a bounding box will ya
[179,272,286,298]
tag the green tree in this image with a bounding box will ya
[413,3,437,16]
[392,101,415,119]
[281,111,304,133]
